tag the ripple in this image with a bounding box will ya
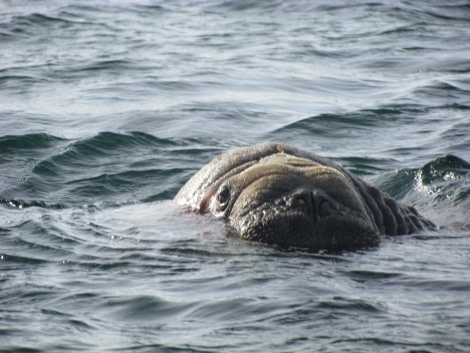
[103,295,196,323]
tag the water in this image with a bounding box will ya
[1,1,470,352]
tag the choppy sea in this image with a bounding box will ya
[1,1,470,352]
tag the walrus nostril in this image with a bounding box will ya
[297,196,308,206]
[287,191,318,223]
[318,199,331,218]
[286,193,311,214]
[311,191,333,221]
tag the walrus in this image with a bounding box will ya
[174,142,435,250]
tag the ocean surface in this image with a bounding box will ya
[1,1,470,352]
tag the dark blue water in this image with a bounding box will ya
[1,1,470,352]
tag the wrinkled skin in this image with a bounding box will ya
[174,142,435,250]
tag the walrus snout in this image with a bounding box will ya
[234,188,379,250]
[234,202,380,250]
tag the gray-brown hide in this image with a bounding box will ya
[174,142,435,250]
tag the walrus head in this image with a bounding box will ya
[196,154,379,250]
[175,144,382,250]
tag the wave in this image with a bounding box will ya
[374,154,470,210]
[416,155,470,206]
[0,11,84,40]
[0,133,65,150]
[0,132,222,210]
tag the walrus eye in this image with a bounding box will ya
[215,185,230,210]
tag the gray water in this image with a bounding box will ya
[1,1,470,352]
